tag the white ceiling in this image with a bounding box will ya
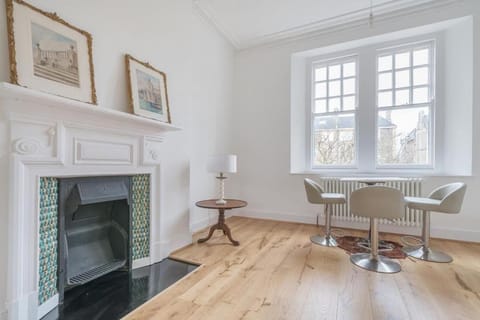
[194,0,455,49]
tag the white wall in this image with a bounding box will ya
[231,0,480,242]
[0,0,234,317]
[443,19,473,175]
[189,11,235,231]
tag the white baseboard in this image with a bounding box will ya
[37,294,58,319]
[329,218,422,237]
[430,226,480,243]
[235,209,316,226]
[234,209,480,243]
[191,216,214,232]
[191,212,234,232]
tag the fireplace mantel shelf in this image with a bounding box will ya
[0,82,182,135]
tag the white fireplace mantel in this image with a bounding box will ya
[0,82,181,135]
[0,82,182,320]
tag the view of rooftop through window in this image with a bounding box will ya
[312,58,357,166]
[376,43,433,166]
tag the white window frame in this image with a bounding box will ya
[306,40,437,171]
[375,40,436,169]
[309,55,359,169]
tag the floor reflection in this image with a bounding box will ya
[42,258,199,320]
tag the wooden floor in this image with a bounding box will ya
[125,217,480,320]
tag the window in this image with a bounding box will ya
[311,57,357,167]
[293,20,473,176]
[307,40,435,170]
[376,43,434,166]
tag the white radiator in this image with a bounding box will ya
[320,177,423,227]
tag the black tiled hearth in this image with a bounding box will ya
[42,258,198,320]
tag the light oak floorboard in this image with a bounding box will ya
[124,217,480,320]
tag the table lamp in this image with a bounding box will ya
[207,154,237,205]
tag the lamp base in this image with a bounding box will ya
[215,199,227,205]
[215,174,227,205]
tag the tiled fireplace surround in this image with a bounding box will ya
[38,174,151,306]
[0,83,180,320]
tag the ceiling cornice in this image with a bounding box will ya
[193,0,242,48]
[193,0,462,50]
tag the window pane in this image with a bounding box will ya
[378,55,392,71]
[313,114,356,166]
[329,64,341,79]
[377,107,430,165]
[343,78,355,95]
[378,91,393,107]
[343,62,356,77]
[395,52,410,69]
[413,49,429,66]
[413,67,429,86]
[395,89,410,106]
[395,70,410,88]
[314,99,327,113]
[315,67,327,81]
[378,72,392,90]
[315,82,327,98]
[413,87,429,104]
[329,97,341,111]
[343,96,355,111]
[329,80,341,96]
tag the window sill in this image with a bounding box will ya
[290,169,472,178]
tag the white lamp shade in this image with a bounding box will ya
[207,154,237,173]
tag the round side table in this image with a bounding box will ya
[195,199,247,246]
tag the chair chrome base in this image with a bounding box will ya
[350,253,401,273]
[402,246,453,263]
[310,235,337,247]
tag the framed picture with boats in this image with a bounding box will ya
[125,54,171,123]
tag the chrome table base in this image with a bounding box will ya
[350,253,401,273]
[402,246,453,263]
[310,235,337,247]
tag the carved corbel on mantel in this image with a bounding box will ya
[13,137,43,155]
[142,136,164,165]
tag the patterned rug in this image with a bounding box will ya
[336,236,407,259]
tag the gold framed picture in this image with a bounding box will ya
[6,0,97,104]
[125,54,171,123]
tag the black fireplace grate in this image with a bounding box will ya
[68,260,126,286]
[58,176,132,302]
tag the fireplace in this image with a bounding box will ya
[0,83,182,320]
[57,176,132,303]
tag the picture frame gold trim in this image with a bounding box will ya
[125,54,171,124]
[5,0,97,104]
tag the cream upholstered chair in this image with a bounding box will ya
[304,178,346,247]
[350,186,405,273]
[403,182,466,263]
